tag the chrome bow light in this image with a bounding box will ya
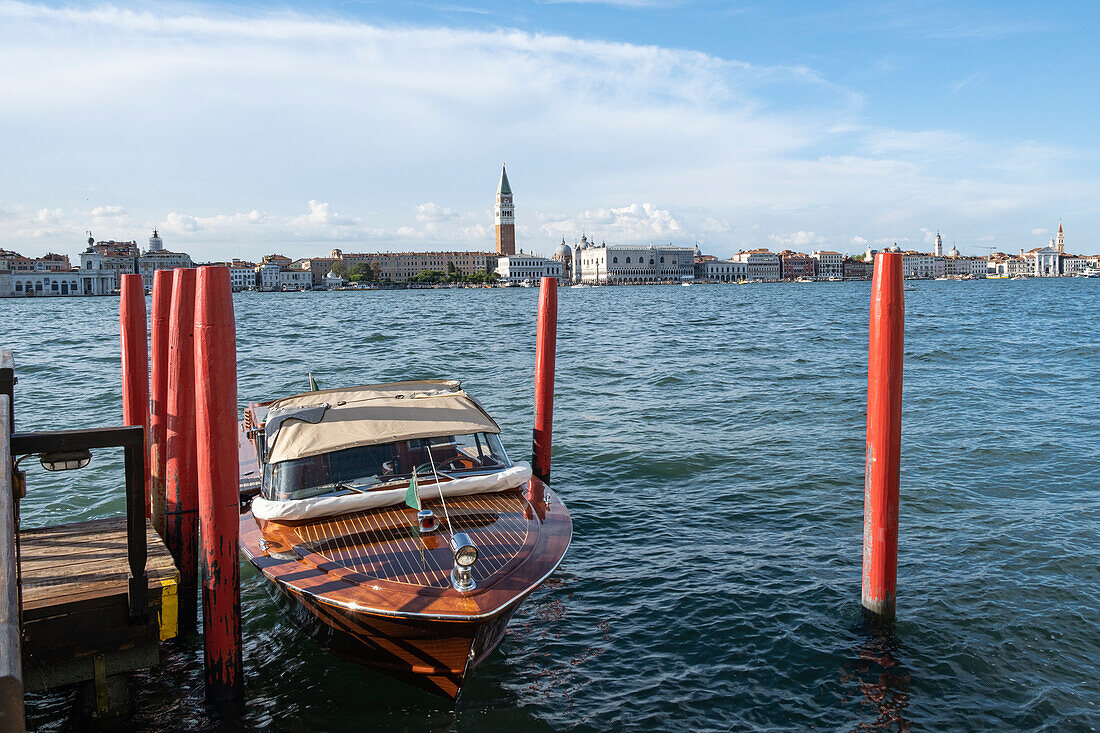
[449,532,478,591]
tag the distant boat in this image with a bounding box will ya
[1080,268,1100,278]
[681,281,692,287]
[570,284,591,289]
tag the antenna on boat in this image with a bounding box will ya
[424,444,455,537]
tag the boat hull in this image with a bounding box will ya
[271,580,519,698]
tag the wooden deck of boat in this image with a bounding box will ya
[294,491,532,588]
[19,517,179,692]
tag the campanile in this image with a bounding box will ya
[494,164,516,256]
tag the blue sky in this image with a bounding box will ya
[1,0,1097,260]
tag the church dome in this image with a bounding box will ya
[948,244,960,257]
[890,242,901,252]
[554,240,572,260]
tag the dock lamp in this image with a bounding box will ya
[449,532,478,591]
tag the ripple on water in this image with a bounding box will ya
[6,280,1100,731]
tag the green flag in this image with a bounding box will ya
[404,471,420,511]
[308,372,321,391]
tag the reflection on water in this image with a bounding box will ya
[843,628,912,732]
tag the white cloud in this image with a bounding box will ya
[291,200,355,227]
[768,230,824,248]
[1030,227,1048,236]
[35,208,64,224]
[851,236,867,245]
[0,1,1095,261]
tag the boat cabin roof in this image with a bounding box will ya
[264,380,501,464]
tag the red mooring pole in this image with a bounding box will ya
[165,268,198,629]
[150,270,173,538]
[531,277,558,487]
[194,266,243,701]
[120,273,151,518]
[862,252,904,622]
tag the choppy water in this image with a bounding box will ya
[5,279,1100,732]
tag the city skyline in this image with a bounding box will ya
[2,1,1098,260]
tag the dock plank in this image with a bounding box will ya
[20,517,176,614]
[18,517,180,691]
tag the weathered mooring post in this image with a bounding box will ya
[150,270,174,538]
[531,277,558,487]
[0,390,24,733]
[119,273,151,518]
[862,252,904,623]
[165,268,198,628]
[193,266,243,701]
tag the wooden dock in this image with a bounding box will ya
[19,517,178,692]
[2,348,181,728]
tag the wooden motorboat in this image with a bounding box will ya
[237,380,571,698]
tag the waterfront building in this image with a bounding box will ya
[812,250,843,278]
[780,251,816,280]
[291,256,338,286]
[552,240,573,282]
[138,231,194,288]
[82,238,139,281]
[0,250,72,272]
[323,270,347,289]
[988,252,1029,278]
[693,254,716,280]
[495,254,563,284]
[257,262,281,290]
[574,238,695,283]
[229,261,257,291]
[261,254,294,269]
[942,244,989,277]
[1062,255,1092,275]
[279,269,312,290]
[205,259,257,291]
[4,271,92,297]
[730,249,781,281]
[1026,241,1062,276]
[842,257,873,279]
[901,251,936,278]
[702,258,748,282]
[333,250,494,282]
[494,165,516,256]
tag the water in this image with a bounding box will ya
[5,279,1099,731]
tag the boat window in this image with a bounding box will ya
[262,432,511,501]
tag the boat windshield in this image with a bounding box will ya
[262,432,510,501]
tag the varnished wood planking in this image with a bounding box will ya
[294,492,531,588]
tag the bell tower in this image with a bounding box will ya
[1056,220,1064,253]
[494,164,516,256]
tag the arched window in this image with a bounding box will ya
[649,259,654,265]
[660,256,665,263]
[613,257,618,264]
[625,257,631,263]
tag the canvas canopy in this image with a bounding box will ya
[264,380,501,464]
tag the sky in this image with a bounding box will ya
[1,0,1098,261]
